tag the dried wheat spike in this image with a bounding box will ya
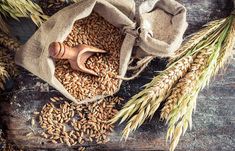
[161,50,210,120]
[170,19,226,63]
[0,0,48,27]
[215,18,235,74]
[145,56,194,98]
[111,56,193,140]
[0,47,18,91]
[164,49,212,151]
[162,18,235,120]
[0,65,9,90]
[0,32,20,52]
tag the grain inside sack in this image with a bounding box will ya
[55,12,124,101]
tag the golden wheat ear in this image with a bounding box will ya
[111,56,193,140]
[0,32,21,52]
[165,15,235,151]
[0,0,48,27]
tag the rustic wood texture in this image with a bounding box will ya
[0,0,235,150]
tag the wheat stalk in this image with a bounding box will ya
[0,0,48,27]
[0,32,21,52]
[214,18,235,74]
[0,15,10,34]
[165,15,234,151]
[0,47,18,90]
[169,19,226,64]
[164,49,211,146]
[110,56,193,139]
[161,16,233,121]
[160,52,205,120]
[0,47,17,76]
[0,62,10,91]
[0,31,20,91]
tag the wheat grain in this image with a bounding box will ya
[55,12,124,102]
[36,96,122,146]
[31,118,35,127]
[26,132,33,137]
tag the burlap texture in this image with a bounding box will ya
[138,0,188,57]
[15,0,136,104]
[15,0,187,104]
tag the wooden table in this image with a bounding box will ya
[0,0,234,150]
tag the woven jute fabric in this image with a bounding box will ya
[15,0,187,104]
[138,0,188,57]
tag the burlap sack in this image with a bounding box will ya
[15,0,187,104]
[138,0,188,57]
[15,0,136,104]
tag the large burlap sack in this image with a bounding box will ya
[15,0,187,104]
[15,0,136,104]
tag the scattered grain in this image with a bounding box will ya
[38,96,122,147]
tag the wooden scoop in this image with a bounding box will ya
[49,42,106,76]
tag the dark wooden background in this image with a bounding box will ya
[0,0,235,150]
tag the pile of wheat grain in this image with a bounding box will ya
[35,96,121,147]
[55,12,124,101]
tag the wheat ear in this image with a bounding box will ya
[110,56,193,139]
[165,16,233,151]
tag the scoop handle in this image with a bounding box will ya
[49,42,77,60]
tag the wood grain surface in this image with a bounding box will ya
[0,0,234,150]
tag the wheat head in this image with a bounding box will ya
[214,17,235,74]
[0,63,9,91]
[165,15,234,151]
[169,19,226,64]
[110,56,193,139]
[0,16,10,34]
[0,32,21,52]
[0,0,48,27]
[161,50,210,120]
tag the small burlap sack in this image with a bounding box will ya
[124,0,188,80]
[15,0,187,104]
[138,0,188,57]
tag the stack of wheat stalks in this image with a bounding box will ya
[0,0,48,91]
[111,14,235,151]
[55,12,124,101]
[0,0,48,28]
[31,96,121,148]
[0,32,20,91]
